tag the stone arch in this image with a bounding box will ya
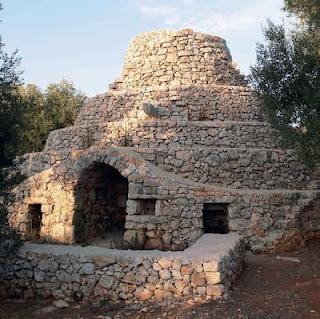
[67,147,159,246]
[73,161,129,247]
[70,147,142,180]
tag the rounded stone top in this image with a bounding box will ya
[119,29,245,90]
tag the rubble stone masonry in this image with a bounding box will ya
[7,28,320,258]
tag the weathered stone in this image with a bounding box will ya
[204,271,221,284]
[134,287,153,301]
[53,300,69,308]
[157,258,172,269]
[34,269,45,282]
[191,272,206,286]
[159,269,171,280]
[181,265,193,275]
[174,280,186,292]
[81,263,95,275]
[122,272,135,284]
[203,261,219,272]
[92,256,116,268]
[206,285,223,297]
[154,289,173,300]
[99,275,114,289]
[144,238,164,250]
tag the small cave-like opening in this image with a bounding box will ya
[74,163,128,248]
[28,204,42,240]
[203,203,229,234]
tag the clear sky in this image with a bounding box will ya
[1,0,287,96]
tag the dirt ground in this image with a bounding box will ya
[1,241,320,319]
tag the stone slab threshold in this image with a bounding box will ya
[19,233,240,260]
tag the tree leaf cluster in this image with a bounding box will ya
[0,3,85,255]
[0,30,23,165]
[250,2,320,167]
[284,0,320,30]
[17,80,85,156]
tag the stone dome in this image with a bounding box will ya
[120,29,246,90]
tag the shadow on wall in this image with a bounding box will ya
[300,196,320,243]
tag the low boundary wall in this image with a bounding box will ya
[0,234,244,302]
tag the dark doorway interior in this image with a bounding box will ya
[28,204,42,239]
[203,203,229,234]
[75,163,128,248]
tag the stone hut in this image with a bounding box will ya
[10,29,320,252]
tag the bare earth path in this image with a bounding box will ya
[1,241,320,319]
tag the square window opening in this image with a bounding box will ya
[203,203,229,234]
[136,199,156,215]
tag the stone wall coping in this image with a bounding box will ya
[46,119,273,132]
[129,146,295,153]
[128,194,174,200]
[18,234,240,261]
[82,83,253,101]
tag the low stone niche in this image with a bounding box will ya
[74,163,128,248]
[0,233,244,302]
[127,199,156,216]
[203,203,229,234]
[26,204,43,240]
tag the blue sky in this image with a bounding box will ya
[1,0,287,96]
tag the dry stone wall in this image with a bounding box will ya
[75,85,263,126]
[9,28,320,258]
[10,147,320,253]
[135,148,315,190]
[45,120,281,153]
[120,29,246,89]
[0,235,243,301]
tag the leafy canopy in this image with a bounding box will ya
[18,80,85,154]
[0,5,23,166]
[284,0,320,29]
[249,2,320,167]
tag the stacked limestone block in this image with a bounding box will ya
[0,234,243,301]
[120,30,245,89]
[9,29,320,254]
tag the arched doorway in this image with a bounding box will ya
[74,162,128,248]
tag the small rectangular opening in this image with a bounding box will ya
[198,107,209,121]
[203,203,229,234]
[28,204,42,239]
[136,199,156,215]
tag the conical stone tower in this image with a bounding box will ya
[10,29,320,252]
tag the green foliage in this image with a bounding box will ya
[45,80,85,131]
[250,2,320,167]
[18,80,85,154]
[284,0,320,29]
[0,4,85,255]
[0,166,25,256]
[0,4,84,163]
[17,84,48,154]
[0,15,23,166]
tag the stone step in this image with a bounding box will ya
[75,84,264,126]
[44,119,281,153]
